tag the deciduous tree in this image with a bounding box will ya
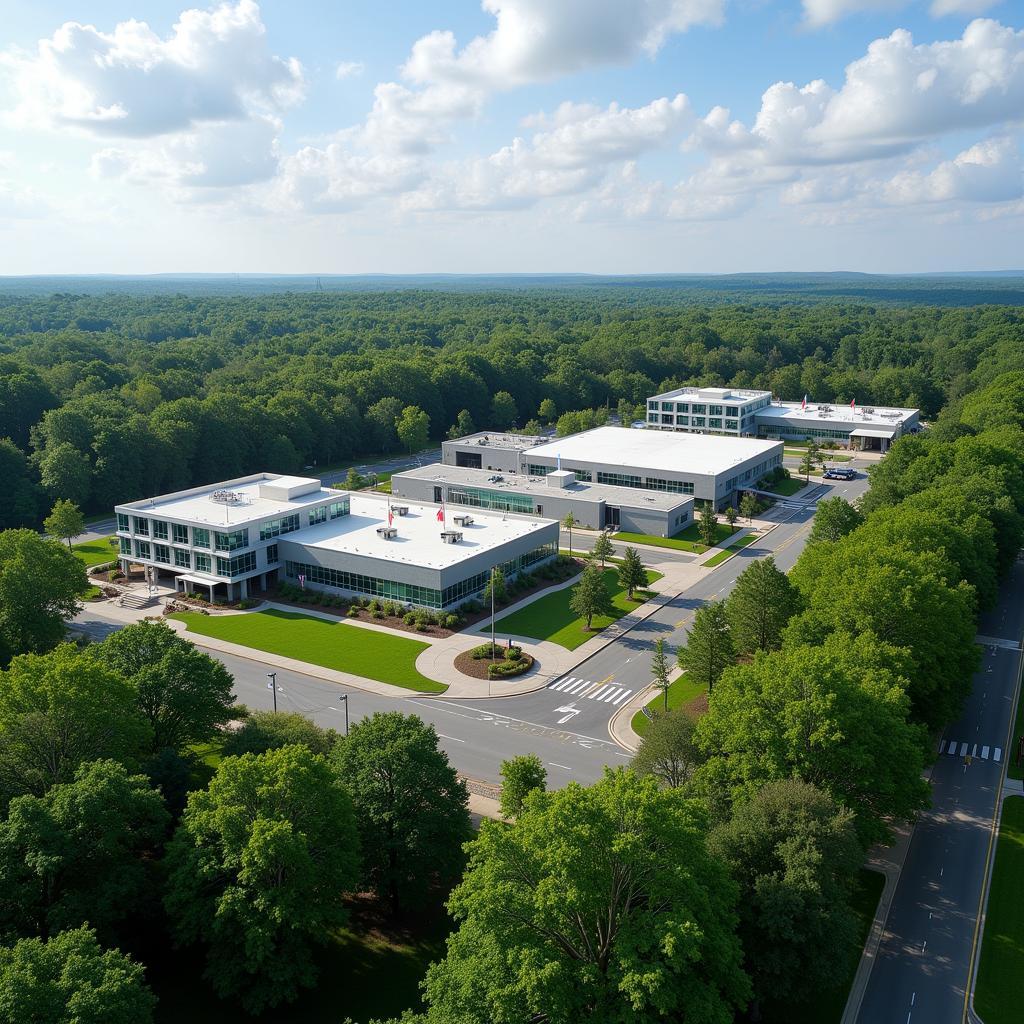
[490,391,518,428]
[0,531,87,661]
[699,502,719,548]
[0,926,155,1024]
[591,531,614,567]
[395,405,430,454]
[808,496,863,545]
[569,563,613,630]
[677,601,734,693]
[708,779,863,1011]
[632,709,701,789]
[651,636,671,712]
[499,754,546,819]
[221,710,339,758]
[37,443,91,507]
[332,713,471,916]
[725,556,799,655]
[164,745,359,1013]
[42,500,85,552]
[421,769,750,1023]
[616,545,647,600]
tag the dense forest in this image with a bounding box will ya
[1,285,1023,524]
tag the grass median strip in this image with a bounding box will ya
[631,674,708,736]
[169,608,446,693]
[703,533,758,567]
[615,522,737,554]
[494,567,661,651]
[974,796,1024,1024]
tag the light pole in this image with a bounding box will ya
[267,672,277,712]
[339,693,349,736]
[490,567,496,659]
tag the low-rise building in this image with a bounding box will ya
[391,463,693,537]
[442,431,547,473]
[645,386,919,451]
[115,473,557,609]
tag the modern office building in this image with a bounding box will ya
[392,463,693,536]
[519,427,783,509]
[115,473,558,608]
[645,386,919,451]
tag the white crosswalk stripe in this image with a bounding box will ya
[994,747,1002,762]
[981,745,989,759]
[547,676,634,704]
[941,739,1003,760]
[939,740,947,754]
[947,740,959,756]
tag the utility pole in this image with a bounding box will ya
[339,693,349,736]
[490,567,496,658]
[267,671,277,712]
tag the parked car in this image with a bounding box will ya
[823,467,856,480]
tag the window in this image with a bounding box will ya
[173,523,190,545]
[154,544,170,564]
[535,505,543,516]
[433,487,443,503]
[572,469,592,481]
[116,513,129,532]
[660,402,674,411]
[647,412,658,422]
[174,549,191,568]
[597,471,642,488]
[526,464,550,476]
[195,553,212,574]
[448,484,534,515]
[259,515,299,540]
[644,477,694,495]
[309,506,328,526]
[709,405,724,416]
[691,404,706,415]
[134,539,151,559]
[284,541,556,609]
[709,418,722,429]
[119,537,131,554]
[214,528,248,552]
[726,406,738,416]
[329,499,350,519]
[216,551,257,577]
[152,520,168,540]
[266,544,279,564]
[677,416,689,426]
[661,414,674,424]
[691,416,706,427]
[132,517,149,535]
[725,418,738,430]
[675,403,689,413]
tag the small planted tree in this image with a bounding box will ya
[499,754,547,819]
[725,505,739,532]
[569,563,613,630]
[43,499,85,552]
[562,511,576,555]
[482,566,507,607]
[677,601,735,693]
[616,546,648,600]
[698,502,719,548]
[633,709,701,789]
[799,449,816,482]
[591,531,614,568]
[740,493,759,523]
[651,637,671,712]
[343,467,364,491]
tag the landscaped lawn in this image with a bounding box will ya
[615,521,737,554]
[169,608,446,692]
[493,566,661,651]
[975,797,1024,1024]
[764,476,807,496]
[71,535,118,567]
[631,674,708,736]
[762,868,885,1024]
[703,533,758,567]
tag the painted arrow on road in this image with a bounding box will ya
[555,704,581,725]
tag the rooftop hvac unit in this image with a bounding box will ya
[211,490,244,504]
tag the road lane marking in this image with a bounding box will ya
[981,745,990,759]
[548,762,572,770]
[590,685,611,700]
[550,676,576,691]
[437,733,465,743]
[994,747,1002,762]
[972,744,978,757]
[959,742,968,756]
[565,679,591,694]
[612,690,633,705]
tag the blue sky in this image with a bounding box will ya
[0,0,1021,274]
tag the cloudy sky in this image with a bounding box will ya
[1,0,1021,274]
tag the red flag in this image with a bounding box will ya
[850,397,856,410]
[436,506,444,522]
[388,508,393,526]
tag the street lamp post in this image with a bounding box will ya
[339,693,349,736]
[267,672,277,712]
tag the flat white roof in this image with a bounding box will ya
[757,402,917,427]
[118,474,336,528]
[446,431,547,451]
[650,386,771,404]
[291,493,552,570]
[526,426,781,476]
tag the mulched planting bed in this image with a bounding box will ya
[454,647,535,680]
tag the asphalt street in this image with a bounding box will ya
[855,559,1024,1024]
[73,462,869,786]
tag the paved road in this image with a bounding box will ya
[855,561,1024,1024]
[73,466,869,785]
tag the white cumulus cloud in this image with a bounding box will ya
[882,136,1023,203]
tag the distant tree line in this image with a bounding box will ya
[1,290,1022,525]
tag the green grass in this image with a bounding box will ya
[631,674,708,736]
[764,476,807,496]
[169,608,446,692]
[702,533,758,567]
[762,867,885,1024]
[784,449,853,461]
[71,535,118,567]
[615,521,737,554]
[493,567,661,651]
[974,797,1024,1024]
[1007,681,1024,782]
